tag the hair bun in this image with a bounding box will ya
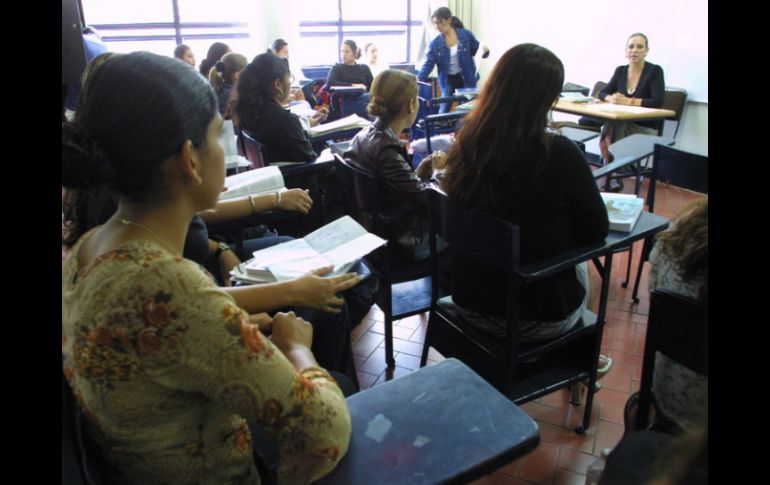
[62,122,114,189]
[215,60,225,73]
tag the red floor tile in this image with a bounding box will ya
[557,446,596,475]
[518,441,559,483]
[553,468,588,485]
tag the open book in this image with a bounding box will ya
[307,114,371,137]
[218,166,286,201]
[236,215,386,283]
[601,193,644,232]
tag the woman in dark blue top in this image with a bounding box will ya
[417,7,487,113]
[597,33,665,162]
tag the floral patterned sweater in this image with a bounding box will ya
[62,229,351,484]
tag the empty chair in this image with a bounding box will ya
[552,80,607,145]
[420,188,606,433]
[237,130,267,168]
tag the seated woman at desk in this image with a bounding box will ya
[364,42,389,79]
[61,52,351,484]
[597,32,665,163]
[235,53,327,163]
[325,39,374,91]
[345,69,447,261]
[442,44,612,401]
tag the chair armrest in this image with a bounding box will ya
[592,156,638,180]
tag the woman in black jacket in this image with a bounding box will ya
[344,69,445,260]
[597,33,665,162]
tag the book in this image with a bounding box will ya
[236,215,386,283]
[601,193,644,232]
[455,100,475,111]
[307,114,371,137]
[560,92,596,104]
[218,166,286,201]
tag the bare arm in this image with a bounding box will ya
[198,189,313,225]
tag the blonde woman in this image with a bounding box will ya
[344,69,446,260]
[208,52,248,116]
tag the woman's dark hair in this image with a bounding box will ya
[62,51,217,247]
[443,43,564,211]
[432,7,464,29]
[173,44,190,60]
[343,39,362,60]
[235,53,290,133]
[199,42,230,76]
[270,38,288,54]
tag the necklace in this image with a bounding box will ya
[113,217,178,254]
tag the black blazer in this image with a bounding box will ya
[599,62,665,130]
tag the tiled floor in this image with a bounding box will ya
[350,178,705,485]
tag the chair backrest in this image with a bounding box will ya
[636,289,707,429]
[591,80,607,97]
[238,131,267,168]
[428,187,521,325]
[332,153,381,233]
[660,88,688,137]
[648,144,708,213]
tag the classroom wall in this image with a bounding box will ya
[472,0,708,156]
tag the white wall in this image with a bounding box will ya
[473,0,708,156]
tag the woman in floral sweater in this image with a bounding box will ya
[61,52,350,484]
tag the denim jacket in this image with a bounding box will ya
[417,28,480,97]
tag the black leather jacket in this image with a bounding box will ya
[344,119,431,259]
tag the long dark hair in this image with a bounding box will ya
[443,44,564,211]
[199,42,230,76]
[235,53,290,133]
[62,52,217,247]
[343,39,362,60]
[432,7,464,29]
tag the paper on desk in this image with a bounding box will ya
[591,104,656,114]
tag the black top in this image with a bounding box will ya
[325,63,374,91]
[599,62,665,130]
[241,100,316,163]
[451,135,609,321]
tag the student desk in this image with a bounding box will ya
[315,358,540,485]
[553,100,675,122]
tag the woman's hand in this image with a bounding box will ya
[278,188,313,214]
[309,107,329,127]
[218,248,242,287]
[249,312,274,333]
[606,93,633,105]
[291,265,365,313]
[270,311,313,353]
[415,150,447,179]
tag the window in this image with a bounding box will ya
[80,0,252,60]
[295,0,425,67]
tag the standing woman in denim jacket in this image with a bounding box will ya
[417,7,488,113]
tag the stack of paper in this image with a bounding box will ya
[307,114,371,137]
